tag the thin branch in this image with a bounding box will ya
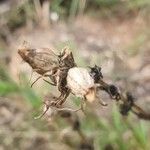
[98,78,150,120]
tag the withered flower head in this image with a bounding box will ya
[89,65,103,83]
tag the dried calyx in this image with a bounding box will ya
[89,65,103,83]
[58,47,76,69]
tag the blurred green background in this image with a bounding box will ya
[0,0,150,149]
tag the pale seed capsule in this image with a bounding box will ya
[67,67,96,102]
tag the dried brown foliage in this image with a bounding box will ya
[18,44,150,121]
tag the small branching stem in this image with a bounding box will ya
[98,78,150,120]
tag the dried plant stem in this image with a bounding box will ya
[98,78,150,120]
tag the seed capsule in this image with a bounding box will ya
[18,47,59,75]
[67,67,96,102]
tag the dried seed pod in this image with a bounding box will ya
[18,47,59,75]
[18,44,60,86]
[58,47,76,69]
[67,67,96,102]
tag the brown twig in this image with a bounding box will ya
[89,65,150,120]
[98,78,150,120]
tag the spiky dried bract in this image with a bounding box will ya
[89,65,103,83]
[58,47,76,69]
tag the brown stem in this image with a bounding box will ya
[98,79,150,120]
